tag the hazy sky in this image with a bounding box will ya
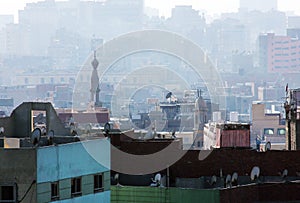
[0,0,299,20]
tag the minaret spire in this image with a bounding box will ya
[90,50,100,107]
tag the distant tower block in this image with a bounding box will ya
[90,51,101,107]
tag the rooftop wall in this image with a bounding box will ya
[0,102,70,138]
[37,138,110,183]
[111,186,220,203]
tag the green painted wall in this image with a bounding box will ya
[111,186,220,203]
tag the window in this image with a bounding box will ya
[71,177,81,197]
[264,128,274,135]
[51,182,59,201]
[94,174,104,193]
[277,128,286,135]
[0,185,16,203]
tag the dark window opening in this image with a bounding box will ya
[94,174,104,193]
[51,182,59,201]
[264,128,274,135]
[277,128,286,135]
[0,185,15,202]
[71,177,82,197]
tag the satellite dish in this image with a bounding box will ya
[265,142,271,151]
[41,126,46,135]
[145,129,155,140]
[282,169,288,178]
[225,174,231,188]
[151,173,161,187]
[0,127,4,135]
[71,130,78,136]
[171,129,176,138]
[47,130,54,139]
[154,173,161,182]
[231,172,238,185]
[210,175,217,185]
[250,166,260,181]
[166,92,172,99]
[47,130,54,145]
[114,173,119,181]
[104,122,111,135]
[114,173,120,186]
[85,123,92,133]
[31,128,41,146]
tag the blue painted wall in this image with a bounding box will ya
[51,191,110,203]
[37,138,110,183]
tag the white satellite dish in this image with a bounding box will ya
[231,172,238,185]
[151,173,161,187]
[114,173,119,181]
[250,166,260,181]
[210,175,217,185]
[31,128,41,146]
[282,169,288,178]
[47,130,54,145]
[145,129,155,140]
[0,127,4,135]
[225,174,231,188]
[265,142,271,151]
[114,173,120,186]
[47,130,54,139]
[41,126,46,135]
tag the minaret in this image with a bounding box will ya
[90,51,100,106]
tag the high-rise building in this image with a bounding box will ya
[288,16,300,28]
[259,33,300,73]
[0,15,13,29]
[18,0,58,56]
[166,5,206,46]
[239,0,278,12]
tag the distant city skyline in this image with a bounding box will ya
[0,0,299,22]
